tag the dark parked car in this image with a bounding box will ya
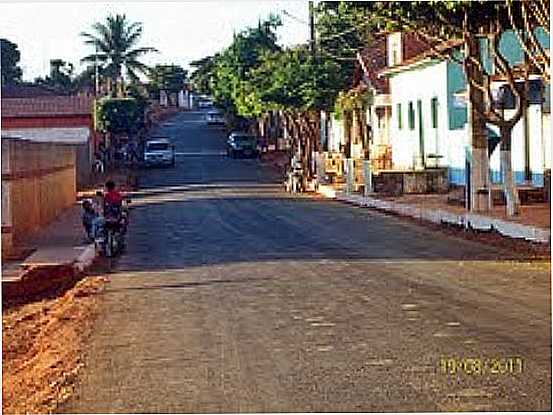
[226,133,258,158]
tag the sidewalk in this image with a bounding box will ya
[2,203,96,301]
[2,167,140,302]
[318,184,551,244]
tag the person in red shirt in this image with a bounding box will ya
[103,180,124,219]
[104,180,123,204]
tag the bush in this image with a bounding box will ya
[94,98,144,134]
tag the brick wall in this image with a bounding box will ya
[1,138,76,255]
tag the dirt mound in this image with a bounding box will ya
[2,276,108,414]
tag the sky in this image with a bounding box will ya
[0,1,310,81]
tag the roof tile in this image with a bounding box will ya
[1,95,94,118]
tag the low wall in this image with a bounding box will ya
[373,168,449,195]
[2,138,76,255]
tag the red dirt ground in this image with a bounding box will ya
[2,276,108,414]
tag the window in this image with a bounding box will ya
[431,97,438,128]
[397,103,402,129]
[146,143,169,151]
[408,102,415,130]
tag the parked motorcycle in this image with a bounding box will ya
[285,159,304,194]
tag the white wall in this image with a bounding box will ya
[543,113,551,171]
[489,105,549,185]
[388,60,550,187]
[327,114,344,152]
[389,60,461,170]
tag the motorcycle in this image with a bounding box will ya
[285,159,304,194]
[81,198,130,258]
[102,200,130,257]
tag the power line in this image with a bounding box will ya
[282,9,309,26]
[282,8,373,44]
[319,19,373,43]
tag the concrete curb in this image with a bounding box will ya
[2,243,98,301]
[74,243,97,273]
[319,184,551,244]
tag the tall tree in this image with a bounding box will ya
[244,46,342,184]
[189,55,218,95]
[1,38,23,85]
[315,1,376,100]
[80,14,158,96]
[210,15,282,114]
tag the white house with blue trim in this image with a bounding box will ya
[380,31,550,189]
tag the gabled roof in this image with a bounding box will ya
[354,33,434,93]
[356,36,389,93]
[1,95,94,118]
[379,38,463,77]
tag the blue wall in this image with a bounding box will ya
[452,167,543,187]
[481,29,550,71]
[446,60,468,130]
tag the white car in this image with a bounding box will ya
[206,110,225,125]
[198,100,213,109]
[144,138,175,167]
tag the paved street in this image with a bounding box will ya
[64,110,551,413]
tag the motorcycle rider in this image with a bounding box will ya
[103,180,130,234]
[103,180,123,217]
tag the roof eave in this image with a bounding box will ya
[378,57,442,79]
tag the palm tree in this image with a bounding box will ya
[81,14,158,96]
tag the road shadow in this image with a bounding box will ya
[105,183,549,274]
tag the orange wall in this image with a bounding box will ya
[2,139,76,254]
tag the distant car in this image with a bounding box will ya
[198,100,213,109]
[206,110,225,125]
[226,133,258,158]
[144,138,175,167]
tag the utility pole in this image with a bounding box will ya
[309,1,315,57]
[307,0,316,187]
[94,41,99,96]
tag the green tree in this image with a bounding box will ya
[147,64,187,104]
[244,46,342,182]
[189,55,218,95]
[81,14,158,96]
[210,15,282,114]
[72,64,103,93]
[34,59,74,92]
[1,38,23,85]
[315,1,376,98]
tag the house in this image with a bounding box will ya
[1,89,97,188]
[321,33,431,177]
[379,30,550,191]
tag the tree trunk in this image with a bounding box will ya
[351,109,363,158]
[500,127,521,216]
[465,34,491,212]
[343,111,352,158]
